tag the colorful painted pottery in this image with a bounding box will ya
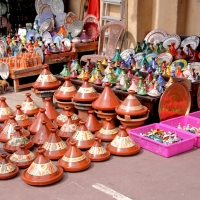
[21,93,39,117]
[32,64,61,90]
[85,110,101,133]
[112,49,122,63]
[135,42,143,53]
[85,137,111,161]
[106,125,141,156]
[8,144,36,168]
[60,41,68,53]
[189,52,200,62]
[0,154,19,180]
[170,42,177,56]
[21,147,63,186]
[0,97,13,122]
[60,64,70,76]
[174,47,189,60]
[93,76,102,85]
[58,140,91,172]
[128,79,139,92]
[4,126,34,153]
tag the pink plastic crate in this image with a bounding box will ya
[161,116,200,147]
[129,123,196,158]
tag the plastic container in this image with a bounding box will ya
[161,116,200,147]
[129,123,196,158]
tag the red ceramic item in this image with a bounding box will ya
[106,125,141,156]
[60,41,68,53]
[189,52,200,62]
[21,147,63,186]
[0,97,13,122]
[84,22,99,41]
[70,70,77,79]
[0,154,19,180]
[85,137,110,161]
[170,42,177,56]
[58,140,91,172]
[186,44,196,58]
[42,128,68,160]
[8,144,36,168]
[174,47,189,60]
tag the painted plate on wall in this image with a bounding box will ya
[181,35,200,54]
[162,34,181,49]
[157,52,173,66]
[120,48,135,62]
[144,29,167,45]
[171,59,187,70]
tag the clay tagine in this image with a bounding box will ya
[4,126,34,153]
[0,97,13,122]
[42,128,68,160]
[85,137,111,161]
[21,147,63,186]
[21,93,39,116]
[0,153,19,180]
[67,121,95,150]
[32,64,61,90]
[8,144,36,168]
[58,140,91,172]
[106,125,141,156]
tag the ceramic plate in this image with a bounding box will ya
[162,34,181,49]
[42,31,52,42]
[189,62,200,74]
[133,52,143,63]
[181,35,200,54]
[34,47,44,63]
[39,18,52,34]
[39,4,51,16]
[144,29,167,45]
[55,12,66,28]
[62,38,71,51]
[171,59,187,70]
[120,48,135,62]
[0,2,7,15]
[39,11,53,26]
[50,0,64,15]
[0,62,9,80]
[52,34,62,49]
[35,0,43,15]
[64,12,77,29]
[84,22,99,41]
[42,0,51,5]
[0,39,6,52]
[67,20,83,38]
[145,53,158,65]
[157,52,173,66]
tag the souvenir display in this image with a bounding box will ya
[144,29,167,45]
[181,35,200,54]
[162,34,181,49]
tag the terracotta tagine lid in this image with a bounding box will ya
[85,137,110,161]
[0,97,13,122]
[67,121,95,150]
[0,115,30,142]
[4,126,34,153]
[92,82,121,111]
[57,113,77,140]
[32,64,61,90]
[54,76,77,101]
[21,93,39,116]
[115,90,148,117]
[28,108,58,135]
[8,144,36,168]
[95,118,118,142]
[21,147,63,186]
[73,77,99,102]
[106,125,141,156]
[54,106,79,127]
[41,97,59,121]
[14,105,34,128]
[58,140,91,172]
[42,128,68,160]
[85,110,102,133]
[0,153,19,180]
[30,120,51,146]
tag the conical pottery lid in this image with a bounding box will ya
[28,108,58,135]
[73,77,98,102]
[106,125,141,156]
[30,120,51,146]
[58,140,91,172]
[85,137,110,161]
[93,76,102,85]
[57,113,77,140]
[14,105,34,128]
[4,126,34,153]
[41,97,59,120]
[85,110,102,133]
[54,76,77,101]
[67,121,95,150]
[42,128,68,160]
[115,90,148,116]
[0,115,30,142]
[32,64,61,90]
[0,153,19,179]
[21,93,39,117]
[92,82,121,110]
[0,97,13,122]
[21,147,63,186]
[95,118,118,142]
[9,144,36,168]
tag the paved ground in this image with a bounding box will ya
[0,89,200,200]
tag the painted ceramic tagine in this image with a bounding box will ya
[85,137,111,162]
[32,64,61,90]
[8,144,36,168]
[106,125,141,156]
[58,140,91,172]
[21,93,39,117]
[0,97,13,122]
[42,128,68,160]
[4,126,34,153]
[21,147,63,186]
[0,153,19,180]
[0,115,30,143]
